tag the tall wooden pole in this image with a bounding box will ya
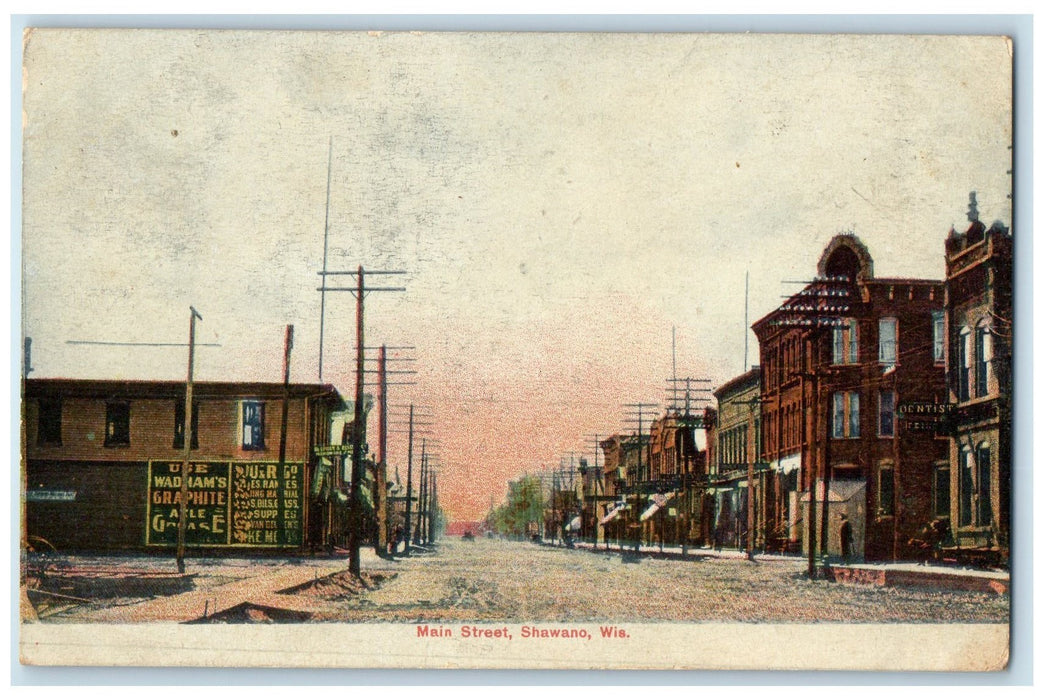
[403,404,414,555]
[348,266,365,576]
[375,345,388,556]
[176,306,202,574]
[278,325,293,467]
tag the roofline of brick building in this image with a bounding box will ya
[23,377,346,404]
[712,366,761,400]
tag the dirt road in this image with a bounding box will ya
[27,538,1009,624]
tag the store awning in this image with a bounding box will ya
[565,516,582,532]
[639,492,676,522]
[599,502,627,525]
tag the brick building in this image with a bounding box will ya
[644,411,703,547]
[707,367,762,551]
[23,378,346,553]
[944,198,1012,562]
[752,234,949,562]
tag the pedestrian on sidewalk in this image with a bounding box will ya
[839,513,853,565]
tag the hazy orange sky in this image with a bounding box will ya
[21,31,1012,520]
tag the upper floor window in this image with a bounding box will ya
[241,401,265,450]
[879,318,897,367]
[975,324,991,397]
[105,402,130,447]
[832,391,860,438]
[932,311,945,363]
[878,390,895,437]
[957,327,971,402]
[173,400,200,449]
[37,397,62,446]
[832,319,858,365]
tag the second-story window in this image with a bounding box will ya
[241,401,265,450]
[37,397,62,446]
[173,400,200,449]
[832,391,860,438]
[105,402,130,447]
[879,318,897,368]
[832,319,858,365]
[932,311,945,364]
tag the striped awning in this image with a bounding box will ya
[599,502,627,525]
[639,492,676,522]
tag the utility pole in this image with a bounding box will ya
[622,402,657,554]
[375,345,388,557]
[317,266,406,576]
[775,273,852,579]
[176,306,202,575]
[318,137,332,382]
[278,324,294,472]
[389,404,432,555]
[416,438,428,545]
[404,405,415,555]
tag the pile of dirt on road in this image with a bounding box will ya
[188,602,314,624]
[279,570,394,601]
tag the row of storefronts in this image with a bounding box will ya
[576,200,1010,565]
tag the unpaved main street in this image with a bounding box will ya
[27,538,1008,624]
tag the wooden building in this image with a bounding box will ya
[23,378,346,553]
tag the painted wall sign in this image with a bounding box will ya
[314,444,354,457]
[146,461,304,547]
[26,489,77,502]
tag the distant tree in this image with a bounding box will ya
[493,475,545,537]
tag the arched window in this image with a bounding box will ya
[957,327,972,401]
[975,323,992,398]
[958,445,973,526]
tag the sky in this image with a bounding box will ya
[21,30,1012,521]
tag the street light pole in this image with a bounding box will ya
[176,306,202,575]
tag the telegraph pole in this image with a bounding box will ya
[622,402,657,554]
[375,345,388,557]
[318,137,332,382]
[317,266,406,576]
[278,325,294,471]
[176,306,202,575]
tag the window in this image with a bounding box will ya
[879,318,897,367]
[105,402,130,447]
[832,319,858,365]
[932,311,945,363]
[878,464,895,516]
[832,391,860,438]
[173,400,199,449]
[37,397,62,446]
[975,324,991,397]
[878,390,895,437]
[933,464,951,519]
[241,401,265,450]
[976,442,992,526]
[958,328,971,402]
[958,446,973,526]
